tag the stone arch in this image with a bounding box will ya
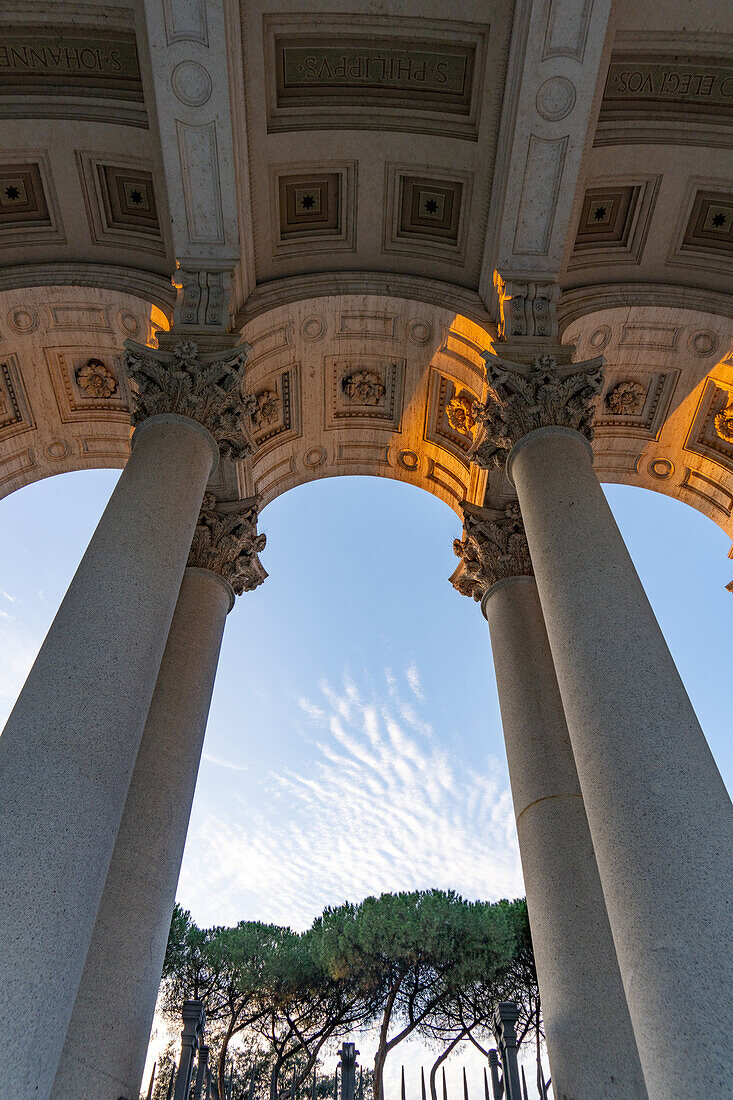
[562,301,733,539]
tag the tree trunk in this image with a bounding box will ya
[428,1032,465,1100]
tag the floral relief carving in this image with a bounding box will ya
[188,492,268,595]
[75,358,118,398]
[342,368,386,406]
[714,401,733,443]
[471,352,605,470]
[250,389,281,429]
[606,380,646,416]
[451,502,533,601]
[446,393,476,435]
[122,339,254,461]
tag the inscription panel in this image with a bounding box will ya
[596,53,733,146]
[262,16,494,140]
[0,28,145,126]
[277,39,475,113]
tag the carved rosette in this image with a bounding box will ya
[606,380,646,415]
[715,402,733,443]
[123,339,255,461]
[76,358,117,398]
[250,389,281,429]
[451,503,533,602]
[342,368,386,406]
[446,393,476,435]
[188,493,268,595]
[471,352,605,470]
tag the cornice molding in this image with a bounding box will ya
[0,263,176,313]
[237,272,496,332]
[558,283,733,331]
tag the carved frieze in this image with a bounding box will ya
[188,493,268,595]
[471,353,605,470]
[451,502,533,602]
[123,339,254,461]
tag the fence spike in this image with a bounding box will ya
[483,1067,489,1100]
[442,1066,448,1100]
[421,1066,427,1100]
[401,1065,406,1100]
[520,1067,528,1100]
[145,1061,156,1100]
[463,1066,469,1100]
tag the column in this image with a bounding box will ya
[452,504,646,1100]
[472,351,733,1098]
[51,494,267,1100]
[0,338,253,1098]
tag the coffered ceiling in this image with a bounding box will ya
[0,0,732,551]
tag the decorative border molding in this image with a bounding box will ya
[667,177,733,275]
[0,149,65,246]
[76,151,165,255]
[568,174,661,269]
[382,163,472,265]
[269,161,357,258]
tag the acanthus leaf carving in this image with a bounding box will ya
[122,338,254,461]
[188,492,268,595]
[471,352,605,470]
[451,502,533,601]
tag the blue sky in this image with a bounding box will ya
[1,469,731,1093]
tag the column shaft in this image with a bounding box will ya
[0,415,216,1098]
[485,574,646,1100]
[51,567,232,1100]
[510,426,733,1098]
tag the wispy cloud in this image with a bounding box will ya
[405,662,425,702]
[202,751,249,772]
[178,667,521,929]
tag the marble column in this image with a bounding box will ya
[51,494,267,1100]
[472,351,733,1098]
[0,339,253,1098]
[452,503,646,1100]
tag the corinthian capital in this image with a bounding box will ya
[123,338,256,462]
[188,493,267,595]
[450,502,533,602]
[471,352,605,470]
